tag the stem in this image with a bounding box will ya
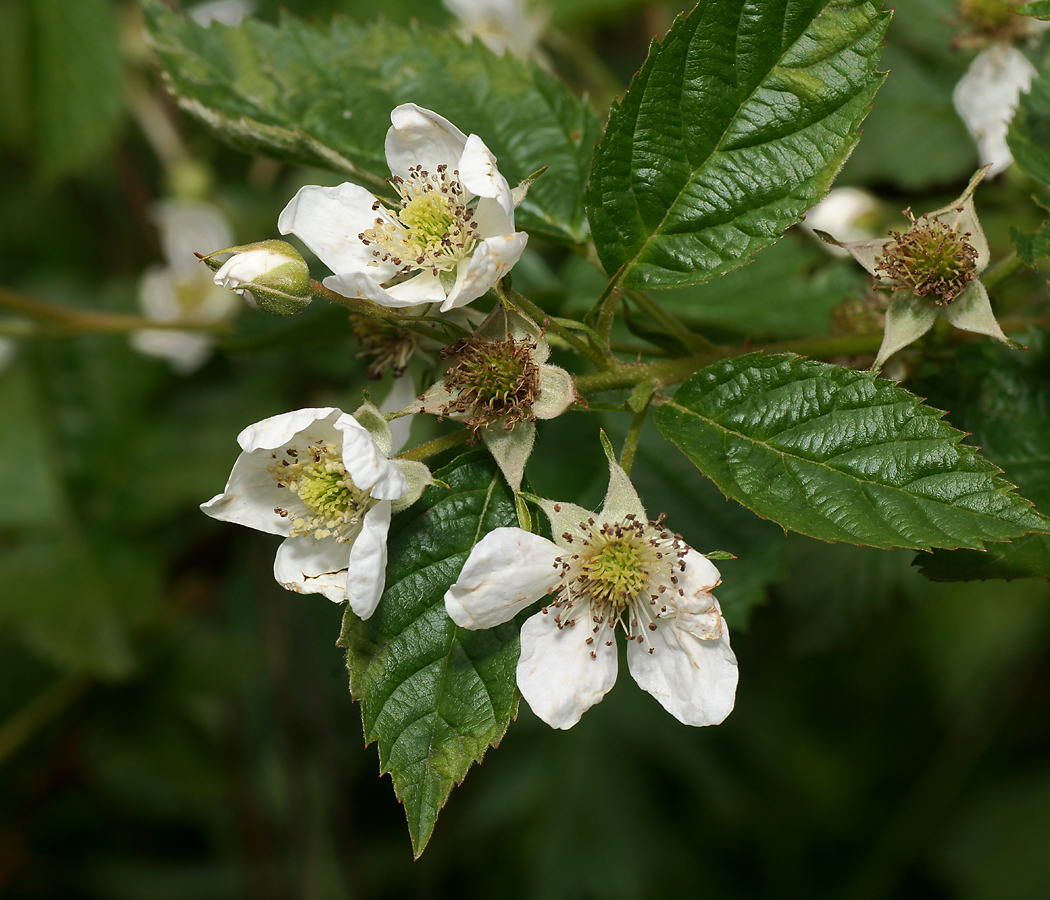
[982,252,1024,291]
[0,286,234,335]
[310,280,469,342]
[595,275,624,348]
[626,289,718,353]
[620,403,651,475]
[396,428,472,462]
[510,289,610,368]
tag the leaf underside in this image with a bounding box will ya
[654,354,1050,551]
[339,451,520,857]
[141,0,600,243]
[586,0,890,289]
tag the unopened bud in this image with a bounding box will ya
[207,240,312,317]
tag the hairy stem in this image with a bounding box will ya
[510,289,611,368]
[981,252,1024,291]
[396,428,472,462]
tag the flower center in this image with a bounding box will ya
[875,212,979,305]
[543,514,688,658]
[438,334,540,436]
[269,441,372,541]
[349,313,420,380]
[359,164,479,278]
[957,0,1022,34]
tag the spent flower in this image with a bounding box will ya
[279,104,527,313]
[202,403,431,618]
[818,167,1018,369]
[414,306,574,491]
[444,442,738,729]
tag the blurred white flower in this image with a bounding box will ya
[801,187,880,256]
[953,42,1036,176]
[187,0,256,27]
[132,201,239,374]
[445,451,738,729]
[444,0,543,57]
[279,104,527,313]
[202,404,430,618]
[0,338,15,373]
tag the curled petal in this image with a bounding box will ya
[533,365,575,419]
[323,269,442,309]
[386,103,468,184]
[680,548,721,594]
[347,500,392,618]
[441,232,528,311]
[334,414,408,500]
[444,527,559,628]
[517,610,618,729]
[274,533,352,602]
[873,290,939,370]
[627,612,737,727]
[279,183,396,282]
[459,134,515,219]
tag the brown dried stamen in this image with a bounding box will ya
[349,314,420,380]
[875,210,979,306]
[438,334,540,437]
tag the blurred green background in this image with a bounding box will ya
[1,0,1049,897]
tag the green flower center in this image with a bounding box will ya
[440,334,540,437]
[269,441,372,541]
[875,214,979,306]
[359,164,479,277]
[580,537,652,610]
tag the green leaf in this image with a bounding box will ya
[585,0,889,290]
[1011,220,1050,267]
[1008,45,1050,192]
[913,329,1050,581]
[339,450,521,856]
[654,353,1050,551]
[1017,1,1050,20]
[29,0,123,178]
[142,0,600,243]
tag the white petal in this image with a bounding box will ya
[459,134,515,219]
[278,183,396,281]
[322,270,439,309]
[627,613,738,727]
[131,329,214,374]
[334,414,408,500]
[237,407,340,454]
[274,534,351,602]
[953,45,1036,177]
[385,104,468,183]
[873,290,939,370]
[203,408,342,536]
[380,372,417,454]
[517,610,618,729]
[151,200,233,277]
[347,500,391,619]
[384,270,448,305]
[680,548,722,594]
[440,232,528,311]
[444,527,559,628]
[214,248,293,289]
[599,456,647,523]
[533,365,575,419]
[941,280,1018,347]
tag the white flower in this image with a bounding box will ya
[444,452,738,728]
[278,104,527,313]
[132,200,240,374]
[0,338,15,373]
[444,0,543,57]
[818,167,1018,369]
[202,404,431,618]
[953,43,1036,176]
[415,306,574,491]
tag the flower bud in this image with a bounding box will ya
[210,240,312,317]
